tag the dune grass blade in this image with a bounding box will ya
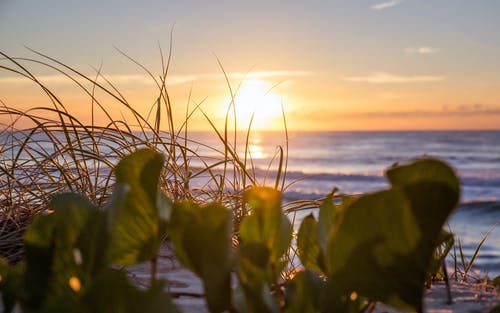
[460,222,498,281]
[1,48,303,265]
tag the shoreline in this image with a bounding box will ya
[125,243,500,313]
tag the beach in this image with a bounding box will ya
[125,243,499,313]
[187,130,500,277]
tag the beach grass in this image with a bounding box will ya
[2,50,498,313]
[0,48,309,265]
[2,48,494,286]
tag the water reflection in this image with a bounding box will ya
[249,143,266,159]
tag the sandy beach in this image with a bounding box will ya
[125,243,499,313]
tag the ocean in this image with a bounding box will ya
[2,129,498,277]
[188,130,500,278]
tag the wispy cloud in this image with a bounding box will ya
[0,74,160,86]
[336,104,500,118]
[226,70,315,80]
[0,70,315,87]
[344,72,446,83]
[371,0,403,11]
[404,47,439,55]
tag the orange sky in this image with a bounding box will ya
[1,1,500,131]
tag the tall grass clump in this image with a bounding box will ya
[0,49,474,313]
[0,48,297,264]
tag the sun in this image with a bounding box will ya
[225,78,286,130]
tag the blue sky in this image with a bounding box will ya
[1,0,500,130]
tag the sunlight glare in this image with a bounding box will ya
[249,144,266,159]
[225,78,287,130]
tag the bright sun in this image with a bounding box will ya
[224,78,287,130]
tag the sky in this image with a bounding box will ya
[1,0,500,131]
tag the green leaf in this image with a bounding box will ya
[317,195,341,252]
[169,201,232,313]
[0,259,23,313]
[297,214,323,273]
[427,230,454,281]
[326,189,421,309]
[386,158,460,196]
[107,148,165,265]
[241,187,292,264]
[83,268,179,313]
[22,193,101,311]
[23,226,54,311]
[492,275,500,287]
[283,270,324,313]
[386,159,460,262]
[50,193,107,279]
[326,158,459,311]
[236,243,280,313]
[236,187,292,312]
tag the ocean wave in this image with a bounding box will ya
[456,201,500,214]
[461,177,500,187]
[253,168,385,182]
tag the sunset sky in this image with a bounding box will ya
[1,0,500,130]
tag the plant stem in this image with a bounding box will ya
[151,255,157,286]
[441,257,453,304]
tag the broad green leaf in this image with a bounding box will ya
[237,187,292,312]
[169,201,232,313]
[492,275,500,287]
[244,186,282,215]
[317,195,341,252]
[427,230,454,281]
[23,212,56,248]
[326,159,459,311]
[107,148,164,265]
[23,193,100,311]
[236,243,280,313]
[241,187,292,264]
[283,270,324,313]
[387,158,459,195]
[50,193,107,280]
[168,200,199,270]
[0,259,23,313]
[386,159,460,261]
[23,230,54,311]
[326,189,421,307]
[83,268,179,313]
[297,214,323,273]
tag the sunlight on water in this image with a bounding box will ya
[249,143,266,159]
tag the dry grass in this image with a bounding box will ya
[0,48,312,264]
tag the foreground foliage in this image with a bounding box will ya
[0,148,461,312]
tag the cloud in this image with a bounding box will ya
[344,72,446,83]
[404,47,439,55]
[336,104,500,118]
[371,0,403,10]
[226,70,315,80]
[0,70,315,87]
[0,74,159,86]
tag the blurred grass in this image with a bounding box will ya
[0,48,310,264]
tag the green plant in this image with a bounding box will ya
[0,149,178,312]
[452,222,497,282]
[1,149,461,312]
[426,229,454,284]
[0,49,294,264]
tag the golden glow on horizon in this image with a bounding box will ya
[1,68,500,131]
[223,78,288,130]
